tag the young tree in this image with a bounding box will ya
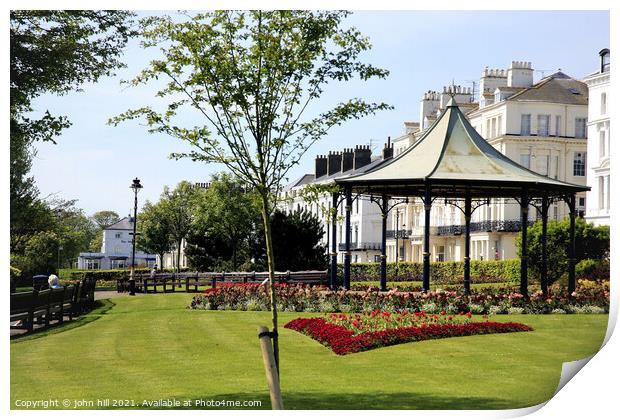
[137,201,174,269]
[111,11,391,371]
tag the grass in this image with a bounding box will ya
[10,293,608,410]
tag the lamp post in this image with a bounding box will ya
[129,177,143,296]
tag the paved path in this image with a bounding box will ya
[94,290,128,300]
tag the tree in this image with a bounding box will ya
[111,10,391,372]
[91,210,120,229]
[184,231,235,272]
[159,181,200,272]
[11,10,135,144]
[137,201,174,269]
[11,231,61,277]
[516,217,610,285]
[193,173,260,270]
[252,209,328,271]
[52,199,98,269]
[10,11,135,264]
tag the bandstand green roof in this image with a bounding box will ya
[337,98,589,198]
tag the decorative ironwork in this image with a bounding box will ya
[436,219,534,236]
[338,242,382,251]
[386,229,413,239]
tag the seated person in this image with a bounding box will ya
[48,274,61,289]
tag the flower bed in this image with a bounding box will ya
[189,279,609,315]
[284,313,533,355]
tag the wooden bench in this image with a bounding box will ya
[10,291,37,332]
[48,287,66,324]
[287,270,329,285]
[32,289,52,328]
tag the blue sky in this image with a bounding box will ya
[29,10,609,217]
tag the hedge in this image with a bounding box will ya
[337,260,521,285]
[58,267,193,281]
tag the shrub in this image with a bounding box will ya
[576,259,610,280]
[341,260,521,285]
[189,281,609,315]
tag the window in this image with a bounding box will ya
[598,177,605,209]
[491,118,497,138]
[555,115,562,136]
[497,115,502,136]
[538,155,549,176]
[115,233,121,239]
[575,118,587,138]
[436,246,445,262]
[573,152,586,176]
[520,114,531,136]
[601,93,607,115]
[486,119,491,138]
[520,154,531,169]
[579,197,586,207]
[86,260,100,270]
[600,130,606,158]
[537,115,550,136]
[553,205,559,220]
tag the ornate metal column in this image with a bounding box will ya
[380,194,388,292]
[540,196,550,297]
[519,190,529,297]
[422,183,432,292]
[463,196,472,295]
[330,191,339,289]
[568,194,577,295]
[343,187,352,290]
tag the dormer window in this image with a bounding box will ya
[600,48,610,73]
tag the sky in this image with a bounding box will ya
[28,10,610,217]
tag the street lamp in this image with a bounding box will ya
[129,177,143,295]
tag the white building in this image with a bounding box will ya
[280,146,390,263]
[78,217,157,270]
[584,49,611,226]
[387,62,589,262]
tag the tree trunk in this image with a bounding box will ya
[259,193,280,376]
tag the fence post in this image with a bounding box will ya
[258,326,283,410]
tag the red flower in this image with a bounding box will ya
[284,318,533,355]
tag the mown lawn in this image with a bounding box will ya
[10,293,607,410]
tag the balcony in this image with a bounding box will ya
[436,219,534,236]
[338,242,382,251]
[386,229,413,239]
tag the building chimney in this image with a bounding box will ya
[327,151,342,175]
[354,145,372,169]
[315,155,327,178]
[507,60,533,88]
[341,148,354,172]
[382,137,393,160]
